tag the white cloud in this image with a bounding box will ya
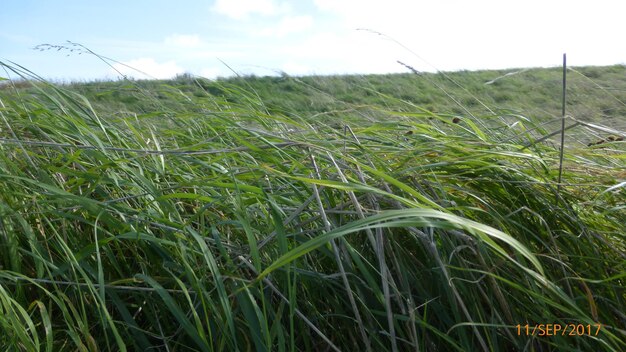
[164,34,203,48]
[212,0,290,20]
[199,67,226,79]
[258,15,313,37]
[112,58,185,79]
[278,31,406,74]
[309,0,626,72]
[313,0,363,14]
[281,62,311,75]
[312,0,395,27]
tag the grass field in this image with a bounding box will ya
[0,61,625,351]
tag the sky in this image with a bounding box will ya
[1,0,625,81]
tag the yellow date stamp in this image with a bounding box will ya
[516,324,601,336]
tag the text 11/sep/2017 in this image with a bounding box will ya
[516,324,601,336]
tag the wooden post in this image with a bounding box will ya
[557,54,566,196]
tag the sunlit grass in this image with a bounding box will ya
[0,60,624,351]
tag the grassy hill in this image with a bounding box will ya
[0,62,624,351]
[28,63,624,151]
[64,63,626,125]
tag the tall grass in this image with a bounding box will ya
[0,60,625,351]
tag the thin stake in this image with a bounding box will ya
[557,53,567,197]
[555,54,575,298]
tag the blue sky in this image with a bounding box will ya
[2,0,625,81]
